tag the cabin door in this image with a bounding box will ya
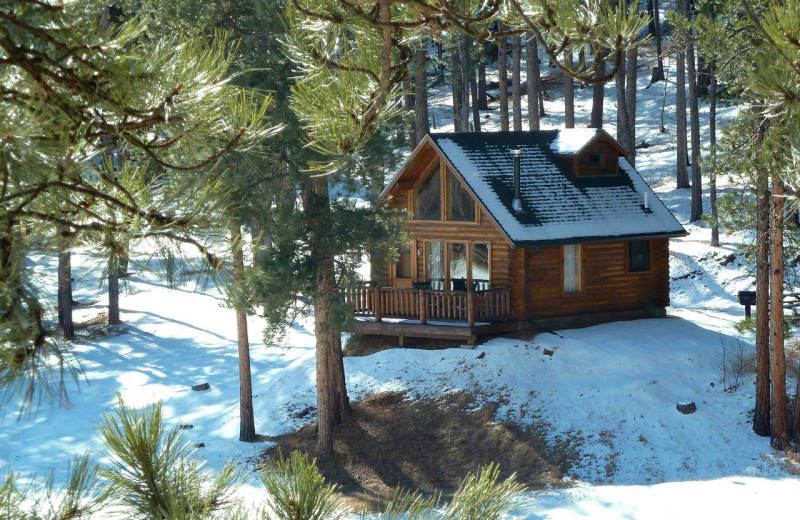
[392,241,413,288]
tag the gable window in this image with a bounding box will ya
[447,170,476,222]
[588,153,603,167]
[563,244,582,293]
[415,166,441,220]
[628,240,651,273]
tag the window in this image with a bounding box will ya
[471,243,490,290]
[425,241,445,289]
[588,153,603,167]
[415,166,441,220]
[449,243,468,290]
[395,242,412,279]
[628,240,651,273]
[447,170,476,222]
[563,244,582,293]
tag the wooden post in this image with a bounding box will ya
[467,290,475,328]
[418,289,427,325]
[373,286,382,322]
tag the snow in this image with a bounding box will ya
[3,41,800,519]
[550,127,602,155]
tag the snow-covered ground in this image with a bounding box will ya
[4,44,800,518]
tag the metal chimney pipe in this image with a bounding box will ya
[511,149,522,213]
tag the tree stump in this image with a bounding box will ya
[676,401,697,414]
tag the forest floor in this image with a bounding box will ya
[4,42,800,518]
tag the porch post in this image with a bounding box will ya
[467,290,476,328]
[373,285,382,322]
[418,289,427,325]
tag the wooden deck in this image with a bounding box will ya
[345,283,515,343]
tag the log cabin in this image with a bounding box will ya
[348,129,686,344]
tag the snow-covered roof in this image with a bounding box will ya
[422,131,685,247]
[550,127,607,155]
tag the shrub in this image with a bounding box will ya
[97,397,243,519]
[259,451,346,520]
[0,453,107,520]
[441,463,527,520]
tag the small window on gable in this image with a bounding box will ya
[628,240,651,273]
[447,170,476,222]
[414,166,441,220]
[588,153,603,167]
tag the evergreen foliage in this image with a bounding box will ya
[97,398,244,519]
[0,0,277,412]
[0,453,107,520]
[258,451,348,520]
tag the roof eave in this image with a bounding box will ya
[510,229,688,248]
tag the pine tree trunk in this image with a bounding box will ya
[564,51,575,128]
[754,165,771,436]
[769,175,789,450]
[687,28,702,222]
[231,224,256,442]
[525,32,540,131]
[616,53,631,154]
[108,252,120,325]
[511,35,522,131]
[302,178,351,462]
[647,0,656,37]
[498,31,509,132]
[651,0,665,82]
[414,46,430,141]
[625,47,637,165]
[478,61,489,110]
[450,38,463,131]
[675,0,689,188]
[469,57,481,132]
[403,76,416,146]
[57,233,74,341]
[590,50,605,128]
[459,35,471,131]
[709,62,720,247]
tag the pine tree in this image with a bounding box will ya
[1,0,276,413]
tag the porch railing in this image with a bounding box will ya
[345,283,512,326]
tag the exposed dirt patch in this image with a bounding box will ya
[73,312,128,340]
[258,391,578,504]
[344,334,467,357]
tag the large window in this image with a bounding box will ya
[415,166,441,220]
[395,242,412,279]
[447,170,476,222]
[422,241,490,290]
[449,243,468,290]
[563,244,582,293]
[472,243,490,290]
[425,241,445,289]
[628,240,651,273]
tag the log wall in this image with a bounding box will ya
[515,238,670,319]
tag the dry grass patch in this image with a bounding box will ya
[259,391,578,505]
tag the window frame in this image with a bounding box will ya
[627,239,652,274]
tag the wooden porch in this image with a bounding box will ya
[344,283,517,344]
